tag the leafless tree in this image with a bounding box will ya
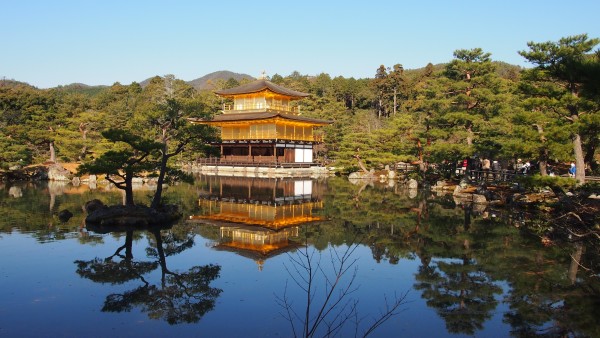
[276,237,408,337]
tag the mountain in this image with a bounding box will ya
[187,70,255,91]
[138,71,254,91]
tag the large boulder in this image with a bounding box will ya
[348,171,375,180]
[84,199,106,214]
[472,194,487,204]
[47,164,72,181]
[407,179,418,189]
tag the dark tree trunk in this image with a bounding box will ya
[535,124,548,176]
[584,136,598,171]
[49,141,56,163]
[124,231,133,260]
[124,173,134,206]
[573,132,586,184]
[151,144,169,209]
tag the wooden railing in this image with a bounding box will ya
[223,103,299,113]
[195,156,313,168]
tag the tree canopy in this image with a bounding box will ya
[1,34,599,178]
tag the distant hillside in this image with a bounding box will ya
[0,78,37,89]
[54,83,108,96]
[187,71,254,91]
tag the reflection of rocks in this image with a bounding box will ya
[431,180,457,193]
[453,185,487,204]
[48,180,69,195]
[453,198,487,213]
[8,186,22,198]
[58,209,73,222]
[408,188,418,199]
[407,179,418,189]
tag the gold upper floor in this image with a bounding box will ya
[222,93,300,114]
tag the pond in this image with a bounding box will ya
[1,175,599,337]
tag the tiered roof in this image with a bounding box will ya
[215,79,310,99]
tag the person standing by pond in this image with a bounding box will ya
[492,160,501,180]
[482,158,491,180]
[569,162,576,178]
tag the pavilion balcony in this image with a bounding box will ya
[195,156,315,168]
[223,103,299,114]
[220,130,323,143]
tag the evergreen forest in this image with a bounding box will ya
[2,34,600,182]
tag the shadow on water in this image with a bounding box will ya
[77,222,222,325]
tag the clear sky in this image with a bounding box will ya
[2,0,600,88]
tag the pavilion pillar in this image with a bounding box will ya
[248,143,252,164]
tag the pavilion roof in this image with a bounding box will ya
[214,79,310,98]
[190,111,332,125]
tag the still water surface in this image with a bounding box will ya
[1,176,598,337]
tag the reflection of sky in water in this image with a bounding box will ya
[0,178,587,337]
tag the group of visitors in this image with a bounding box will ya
[515,159,532,175]
[460,156,507,180]
[458,157,577,180]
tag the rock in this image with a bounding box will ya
[58,209,73,222]
[72,177,81,186]
[85,199,106,214]
[407,179,418,189]
[588,194,599,199]
[566,191,574,197]
[88,174,97,183]
[47,164,72,181]
[472,194,487,204]
[9,164,22,171]
[348,171,375,180]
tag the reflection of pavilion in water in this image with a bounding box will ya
[189,176,325,270]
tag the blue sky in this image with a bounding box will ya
[2,0,600,88]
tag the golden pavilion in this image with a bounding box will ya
[191,79,331,167]
[189,176,325,270]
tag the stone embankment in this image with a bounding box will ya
[433,179,600,208]
[1,163,162,191]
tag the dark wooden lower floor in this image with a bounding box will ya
[195,156,315,168]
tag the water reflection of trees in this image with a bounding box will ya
[318,177,600,337]
[75,224,222,325]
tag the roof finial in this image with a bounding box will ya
[259,70,267,80]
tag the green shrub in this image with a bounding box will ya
[516,174,577,191]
